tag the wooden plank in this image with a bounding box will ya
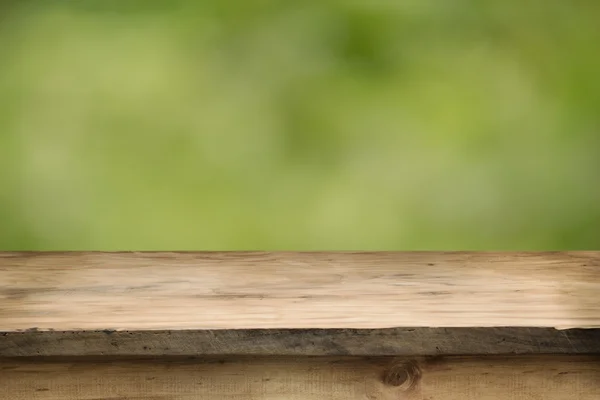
[1,328,599,357]
[2,355,599,399]
[1,252,599,331]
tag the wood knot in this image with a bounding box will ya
[382,360,421,391]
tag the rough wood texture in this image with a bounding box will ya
[2,355,599,399]
[1,252,599,330]
[2,328,599,357]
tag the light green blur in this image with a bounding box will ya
[0,1,598,250]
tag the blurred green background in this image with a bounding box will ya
[0,1,598,250]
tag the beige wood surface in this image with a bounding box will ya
[2,355,599,399]
[1,252,599,330]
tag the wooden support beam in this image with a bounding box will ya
[2,355,599,400]
[1,328,599,357]
[1,251,599,331]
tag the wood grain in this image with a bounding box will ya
[2,355,599,399]
[2,328,600,357]
[1,252,599,331]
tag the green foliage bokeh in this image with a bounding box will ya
[0,1,599,250]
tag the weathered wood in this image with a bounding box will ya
[1,252,599,331]
[1,328,599,357]
[2,355,599,399]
